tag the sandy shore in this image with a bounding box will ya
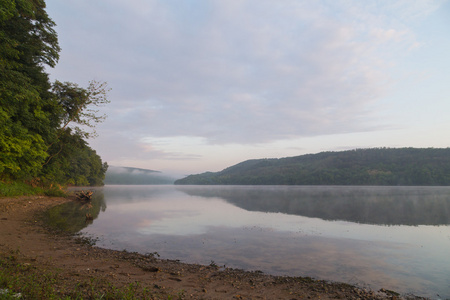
[0,196,426,299]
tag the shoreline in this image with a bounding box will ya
[0,196,427,299]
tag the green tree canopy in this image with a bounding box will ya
[0,0,60,179]
[0,0,109,186]
[175,148,450,186]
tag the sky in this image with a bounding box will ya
[44,0,450,177]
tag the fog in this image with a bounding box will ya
[104,166,178,185]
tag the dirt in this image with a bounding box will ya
[0,196,427,299]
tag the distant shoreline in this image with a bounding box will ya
[175,148,450,186]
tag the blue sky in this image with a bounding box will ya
[45,0,450,176]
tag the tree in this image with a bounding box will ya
[52,80,110,138]
[41,127,108,186]
[0,108,48,178]
[0,0,60,180]
[43,80,110,166]
[40,80,110,186]
[0,0,109,185]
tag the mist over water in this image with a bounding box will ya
[59,185,450,299]
[104,166,177,185]
[177,185,450,225]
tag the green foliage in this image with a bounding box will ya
[0,181,69,197]
[175,148,450,186]
[41,128,108,186]
[0,181,42,196]
[0,0,109,186]
[43,187,67,197]
[0,0,58,180]
[52,80,110,139]
[0,112,48,179]
[0,1,16,22]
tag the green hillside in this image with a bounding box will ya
[175,148,450,185]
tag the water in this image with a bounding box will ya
[55,185,450,299]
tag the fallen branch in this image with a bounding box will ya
[75,190,93,203]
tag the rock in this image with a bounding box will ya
[142,266,160,272]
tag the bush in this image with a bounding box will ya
[0,181,42,197]
[43,187,67,197]
[0,181,67,197]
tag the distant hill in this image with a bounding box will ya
[105,166,175,185]
[174,148,450,186]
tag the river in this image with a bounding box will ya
[51,185,450,299]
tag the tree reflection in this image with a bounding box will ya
[43,192,106,233]
[177,186,450,225]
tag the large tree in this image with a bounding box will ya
[42,80,110,185]
[0,0,109,185]
[0,0,60,179]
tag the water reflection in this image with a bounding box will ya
[44,191,106,233]
[48,185,450,299]
[177,185,450,225]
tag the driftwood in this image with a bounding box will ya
[75,190,94,221]
[75,190,93,203]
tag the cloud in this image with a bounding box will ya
[47,0,443,150]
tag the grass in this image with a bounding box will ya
[0,181,67,197]
[0,181,42,197]
[0,251,59,299]
[0,250,180,299]
[43,187,68,197]
[0,247,185,298]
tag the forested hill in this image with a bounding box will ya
[175,148,450,186]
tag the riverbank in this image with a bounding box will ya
[0,196,426,299]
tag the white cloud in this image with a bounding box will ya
[46,0,448,172]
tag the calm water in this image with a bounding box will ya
[54,185,450,299]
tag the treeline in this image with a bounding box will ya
[175,148,450,186]
[177,186,450,225]
[0,0,108,187]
